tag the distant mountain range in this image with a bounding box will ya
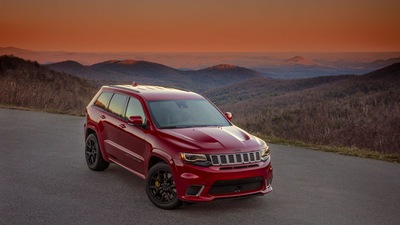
[47,59,264,92]
[284,56,320,66]
[2,47,400,79]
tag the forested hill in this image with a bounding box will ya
[0,55,96,115]
[207,63,400,153]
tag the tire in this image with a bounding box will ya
[146,162,182,209]
[85,133,109,171]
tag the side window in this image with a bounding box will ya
[95,92,113,109]
[108,93,128,117]
[125,97,146,123]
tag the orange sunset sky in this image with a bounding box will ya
[1,0,400,53]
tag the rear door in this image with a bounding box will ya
[102,93,129,163]
[92,91,113,158]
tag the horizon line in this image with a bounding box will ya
[2,46,400,54]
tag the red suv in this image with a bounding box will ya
[84,83,273,209]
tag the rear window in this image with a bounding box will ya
[95,92,113,109]
[108,93,128,117]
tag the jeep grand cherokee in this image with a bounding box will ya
[84,83,273,209]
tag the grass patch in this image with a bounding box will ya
[257,134,400,163]
[0,104,43,113]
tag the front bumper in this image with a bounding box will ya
[172,157,273,202]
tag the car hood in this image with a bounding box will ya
[158,126,264,152]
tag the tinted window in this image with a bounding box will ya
[108,93,128,117]
[125,97,146,123]
[95,92,113,109]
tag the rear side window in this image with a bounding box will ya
[95,92,113,109]
[108,93,128,117]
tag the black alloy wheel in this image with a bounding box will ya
[146,162,182,209]
[85,134,109,171]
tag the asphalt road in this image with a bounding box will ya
[1,108,399,225]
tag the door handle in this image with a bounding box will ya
[100,115,106,119]
[119,124,126,128]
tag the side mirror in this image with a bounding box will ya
[128,116,144,126]
[224,112,233,121]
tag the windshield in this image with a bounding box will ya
[147,99,231,129]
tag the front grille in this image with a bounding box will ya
[209,176,264,195]
[210,151,261,166]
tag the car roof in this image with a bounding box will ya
[102,84,204,101]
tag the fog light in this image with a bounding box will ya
[186,185,204,196]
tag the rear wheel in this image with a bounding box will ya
[85,134,109,171]
[146,162,182,209]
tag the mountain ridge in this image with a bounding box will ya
[285,56,316,66]
[47,59,264,92]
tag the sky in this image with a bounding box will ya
[1,0,400,52]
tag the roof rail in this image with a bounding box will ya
[108,85,140,93]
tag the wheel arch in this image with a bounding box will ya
[85,127,96,138]
[84,125,110,162]
[147,149,174,172]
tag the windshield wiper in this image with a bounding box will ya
[160,124,223,129]
[160,125,191,129]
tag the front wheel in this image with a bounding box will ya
[146,162,182,209]
[85,134,109,171]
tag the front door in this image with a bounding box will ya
[117,97,150,175]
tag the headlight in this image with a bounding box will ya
[260,146,270,162]
[181,153,207,162]
[180,153,211,166]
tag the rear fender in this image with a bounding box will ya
[85,123,110,162]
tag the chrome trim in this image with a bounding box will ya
[197,186,205,196]
[186,185,205,196]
